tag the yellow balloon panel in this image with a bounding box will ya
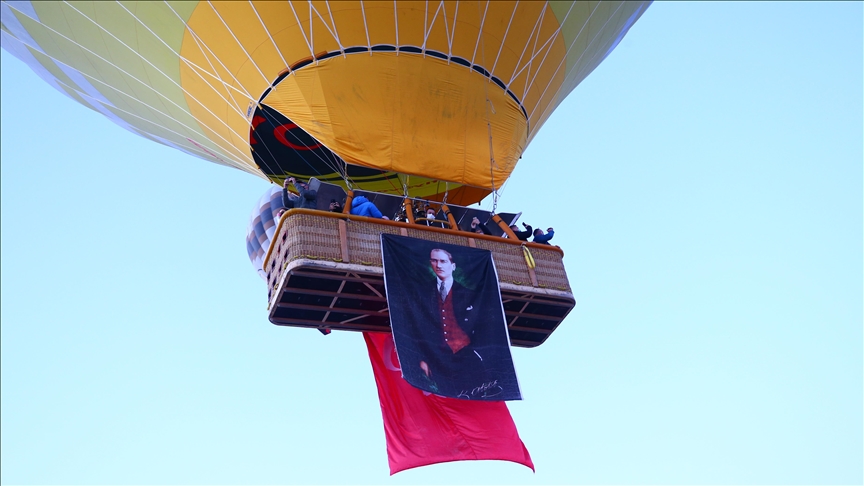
[263,53,527,190]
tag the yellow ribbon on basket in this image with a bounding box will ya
[522,244,536,269]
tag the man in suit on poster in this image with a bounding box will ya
[382,234,521,401]
[412,248,503,399]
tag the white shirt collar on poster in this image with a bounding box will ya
[435,276,453,299]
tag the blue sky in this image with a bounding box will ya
[1,2,861,484]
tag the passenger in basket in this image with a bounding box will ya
[532,227,555,245]
[328,199,343,213]
[468,216,493,235]
[285,177,317,210]
[509,222,533,241]
[281,181,299,209]
[417,207,447,228]
[414,205,428,221]
[350,195,387,219]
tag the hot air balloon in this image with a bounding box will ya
[3,0,650,471]
[1,1,649,204]
[1,0,653,353]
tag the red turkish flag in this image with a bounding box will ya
[363,332,534,475]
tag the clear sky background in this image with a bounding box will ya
[1,2,861,485]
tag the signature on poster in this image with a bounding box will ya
[458,380,503,399]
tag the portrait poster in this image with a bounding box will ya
[380,234,521,401]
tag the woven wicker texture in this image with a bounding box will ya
[345,220,402,266]
[288,213,343,264]
[266,213,571,297]
[474,239,571,291]
[266,213,342,298]
[404,228,469,247]
[529,246,571,290]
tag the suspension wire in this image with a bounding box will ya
[492,188,500,214]
[248,55,358,189]
[476,0,500,215]
[21,0,403,194]
[250,109,291,180]
[248,2,288,67]
[40,1,257,167]
[527,1,611,123]
[342,157,354,191]
[164,3,262,109]
[160,2,290,176]
[206,1,269,83]
[522,2,578,97]
[254,106,350,186]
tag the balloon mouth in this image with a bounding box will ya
[252,47,528,200]
[257,45,529,123]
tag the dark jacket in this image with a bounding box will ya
[350,195,383,218]
[533,229,554,244]
[469,221,493,235]
[513,224,533,241]
[281,188,296,209]
[461,218,493,235]
[292,183,318,210]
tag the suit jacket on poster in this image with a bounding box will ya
[407,280,508,399]
[422,281,488,353]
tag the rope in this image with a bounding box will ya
[521,244,536,269]
[492,188,499,214]
[342,157,354,191]
[469,0,504,217]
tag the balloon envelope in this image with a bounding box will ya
[1,1,649,204]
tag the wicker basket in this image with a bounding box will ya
[265,211,570,300]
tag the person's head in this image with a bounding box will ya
[474,227,485,235]
[297,181,309,190]
[329,199,341,211]
[534,228,544,236]
[429,249,455,281]
[510,225,518,232]
[426,208,436,219]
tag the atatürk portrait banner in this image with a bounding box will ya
[380,234,521,401]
